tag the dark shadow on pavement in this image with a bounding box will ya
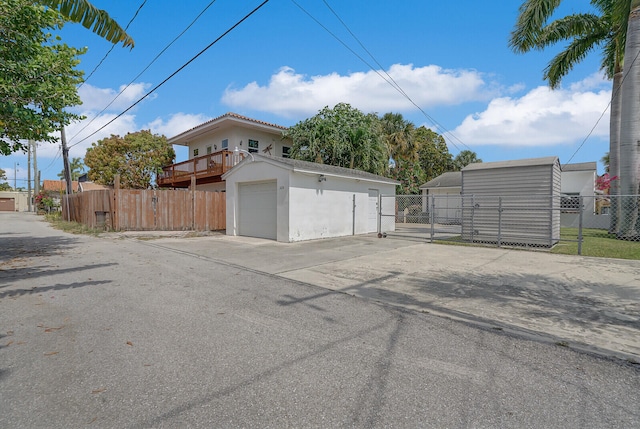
[0,279,112,299]
[0,235,80,263]
[0,263,118,287]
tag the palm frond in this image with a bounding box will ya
[510,0,563,52]
[41,0,134,48]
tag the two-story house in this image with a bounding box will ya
[158,112,293,191]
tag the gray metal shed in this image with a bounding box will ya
[461,157,561,247]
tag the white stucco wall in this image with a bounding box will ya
[288,173,395,242]
[224,160,290,242]
[225,160,396,242]
[187,125,292,159]
[561,170,595,196]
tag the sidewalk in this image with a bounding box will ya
[139,233,640,362]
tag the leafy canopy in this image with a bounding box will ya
[0,168,10,190]
[0,0,85,155]
[284,103,455,194]
[84,130,175,189]
[284,103,388,175]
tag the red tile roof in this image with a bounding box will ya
[42,180,79,193]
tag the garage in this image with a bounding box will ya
[0,198,15,211]
[238,181,277,240]
[223,155,398,242]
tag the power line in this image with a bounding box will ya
[69,0,271,148]
[69,0,219,145]
[563,47,640,167]
[291,0,470,153]
[80,1,147,88]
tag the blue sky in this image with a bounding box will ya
[2,0,611,187]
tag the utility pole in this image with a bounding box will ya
[13,162,18,190]
[61,128,72,195]
[27,141,32,212]
[33,141,39,197]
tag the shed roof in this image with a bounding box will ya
[168,112,288,146]
[419,171,461,189]
[223,154,400,185]
[561,161,597,172]
[462,156,559,172]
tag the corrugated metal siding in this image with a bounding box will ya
[461,160,561,247]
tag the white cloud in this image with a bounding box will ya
[451,77,611,147]
[222,64,493,118]
[59,113,137,158]
[143,113,212,138]
[75,82,153,112]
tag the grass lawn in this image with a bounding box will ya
[552,228,640,260]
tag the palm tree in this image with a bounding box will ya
[453,150,482,170]
[380,112,416,164]
[618,0,640,238]
[57,157,85,181]
[510,0,627,234]
[41,0,134,48]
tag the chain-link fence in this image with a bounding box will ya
[380,194,640,255]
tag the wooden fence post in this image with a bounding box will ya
[113,175,120,231]
[191,175,196,231]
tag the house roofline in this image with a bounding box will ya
[223,154,400,185]
[168,112,288,146]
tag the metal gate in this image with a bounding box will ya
[379,194,462,242]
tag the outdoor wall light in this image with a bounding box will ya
[318,174,326,182]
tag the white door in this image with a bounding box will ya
[238,181,277,240]
[368,189,379,233]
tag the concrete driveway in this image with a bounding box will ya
[142,232,640,361]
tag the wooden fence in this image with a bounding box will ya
[62,188,226,231]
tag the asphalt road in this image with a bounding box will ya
[1,212,639,428]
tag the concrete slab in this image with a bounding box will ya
[134,233,640,362]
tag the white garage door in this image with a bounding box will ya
[238,181,277,240]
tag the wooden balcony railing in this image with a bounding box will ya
[157,149,246,187]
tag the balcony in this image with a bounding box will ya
[157,149,246,188]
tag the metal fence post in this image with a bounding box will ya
[578,196,584,255]
[497,197,502,248]
[377,194,382,234]
[471,195,475,242]
[430,195,435,243]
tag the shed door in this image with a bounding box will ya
[238,181,277,240]
[0,198,15,211]
[368,189,379,233]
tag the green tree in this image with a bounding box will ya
[284,103,388,175]
[41,0,134,48]
[453,150,482,170]
[84,130,175,189]
[414,126,454,181]
[0,0,85,155]
[0,168,11,191]
[57,157,85,181]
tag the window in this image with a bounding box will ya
[282,146,291,158]
[193,148,199,157]
[206,145,212,154]
[221,139,228,149]
[248,139,259,153]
